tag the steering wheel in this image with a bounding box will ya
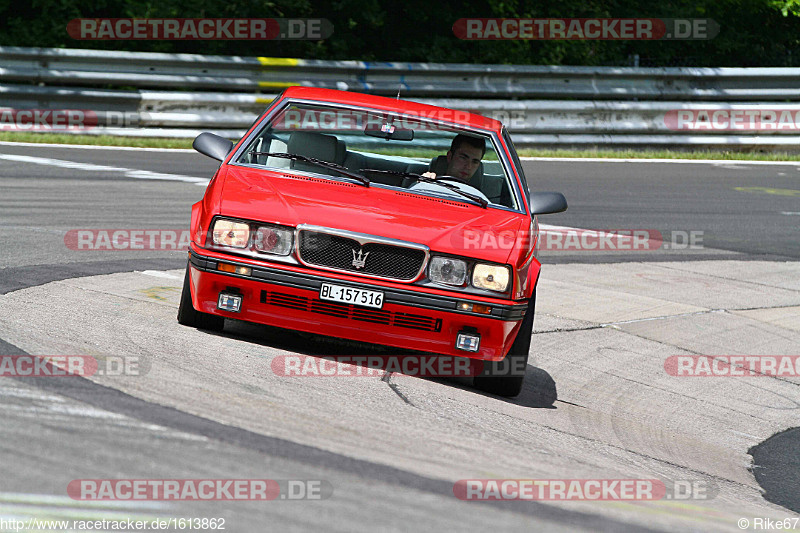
[422,176,490,202]
[409,176,491,203]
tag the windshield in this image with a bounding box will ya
[237,102,520,210]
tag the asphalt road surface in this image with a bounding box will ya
[0,141,798,532]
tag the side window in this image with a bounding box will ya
[502,128,530,206]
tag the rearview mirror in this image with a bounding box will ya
[193,132,234,162]
[530,192,568,215]
[364,124,414,141]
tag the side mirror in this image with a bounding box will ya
[530,192,568,215]
[193,132,234,162]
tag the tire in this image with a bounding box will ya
[177,261,225,332]
[473,290,535,397]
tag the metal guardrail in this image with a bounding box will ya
[3,45,800,99]
[3,46,800,148]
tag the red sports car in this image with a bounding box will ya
[179,86,567,396]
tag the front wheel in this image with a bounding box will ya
[473,291,535,397]
[177,262,225,332]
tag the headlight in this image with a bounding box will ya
[429,256,467,286]
[212,219,250,248]
[254,225,293,256]
[472,264,510,292]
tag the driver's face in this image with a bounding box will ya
[446,144,483,182]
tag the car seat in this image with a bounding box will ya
[286,132,345,175]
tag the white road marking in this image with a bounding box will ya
[0,492,169,526]
[0,492,164,509]
[540,223,595,232]
[714,164,748,170]
[0,154,210,186]
[539,223,640,235]
[139,270,183,280]
[0,140,194,152]
[781,212,800,215]
[522,156,800,166]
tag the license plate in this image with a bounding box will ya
[320,283,384,309]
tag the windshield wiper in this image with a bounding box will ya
[362,169,488,208]
[251,152,370,186]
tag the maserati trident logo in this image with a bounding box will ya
[352,248,369,269]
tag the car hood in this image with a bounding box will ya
[220,166,525,264]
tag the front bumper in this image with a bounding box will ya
[188,247,528,361]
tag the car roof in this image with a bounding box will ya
[279,86,503,132]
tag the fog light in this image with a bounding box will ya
[217,292,242,312]
[456,331,481,352]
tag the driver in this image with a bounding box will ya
[422,134,485,185]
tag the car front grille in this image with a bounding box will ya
[297,229,426,281]
[260,290,442,332]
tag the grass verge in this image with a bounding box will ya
[0,132,196,149]
[3,132,800,161]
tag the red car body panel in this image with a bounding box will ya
[248,86,504,134]
[220,166,524,267]
[188,254,524,360]
[187,86,543,361]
